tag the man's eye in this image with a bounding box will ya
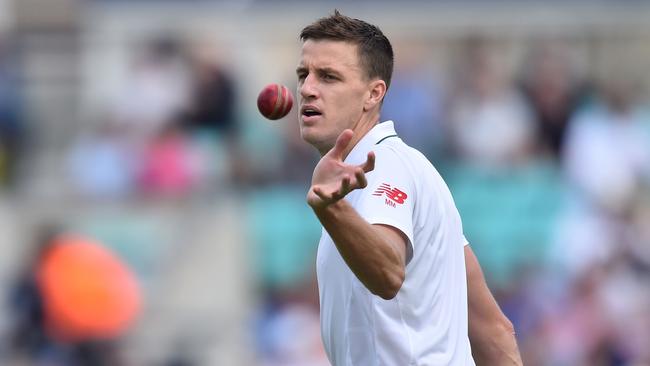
[323,74,336,81]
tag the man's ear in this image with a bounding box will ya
[364,79,387,111]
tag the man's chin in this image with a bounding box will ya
[299,127,317,144]
[300,129,332,154]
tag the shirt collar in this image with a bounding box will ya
[345,120,397,164]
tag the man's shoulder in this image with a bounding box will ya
[374,139,432,170]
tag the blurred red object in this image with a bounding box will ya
[37,235,141,342]
[138,126,198,197]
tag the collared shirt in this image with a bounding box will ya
[317,121,475,365]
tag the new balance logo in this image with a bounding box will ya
[372,183,408,205]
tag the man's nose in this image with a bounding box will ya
[299,74,318,99]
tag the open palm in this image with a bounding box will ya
[307,129,376,209]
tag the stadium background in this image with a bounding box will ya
[0,0,649,365]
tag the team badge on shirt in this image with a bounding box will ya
[372,183,408,206]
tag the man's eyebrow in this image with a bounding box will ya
[295,66,342,75]
[319,67,341,75]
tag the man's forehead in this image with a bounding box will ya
[298,39,360,70]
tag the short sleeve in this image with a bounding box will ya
[355,146,415,253]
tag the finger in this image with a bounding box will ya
[360,151,375,173]
[355,168,367,188]
[313,186,330,201]
[328,129,354,160]
[331,175,350,200]
[338,175,351,196]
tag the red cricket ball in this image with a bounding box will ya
[257,83,294,120]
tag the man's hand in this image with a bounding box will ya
[307,129,376,209]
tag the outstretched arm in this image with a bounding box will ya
[465,245,523,365]
[308,129,408,300]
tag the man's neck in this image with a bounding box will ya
[318,114,380,159]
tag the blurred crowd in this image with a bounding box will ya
[384,36,650,366]
[1,8,650,366]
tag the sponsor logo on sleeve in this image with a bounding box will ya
[372,183,408,207]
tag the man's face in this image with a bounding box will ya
[296,39,370,153]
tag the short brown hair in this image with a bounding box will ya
[300,10,394,90]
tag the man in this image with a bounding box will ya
[296,10,522,365]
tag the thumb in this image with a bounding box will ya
[328,129,354,160]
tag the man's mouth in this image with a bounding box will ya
[301,106,322,118]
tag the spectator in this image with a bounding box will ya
[562,72,650,215]
[137,120,208,198]
[66,120,137,200]
[446,37,537,169]
[6,228,56,363]
[112,37,191,144]
[182,46,238,137]
[0,33,24,186]
[381,45,445,159]
[520,40,589,160]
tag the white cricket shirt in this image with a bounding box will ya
[316,121,475,366]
